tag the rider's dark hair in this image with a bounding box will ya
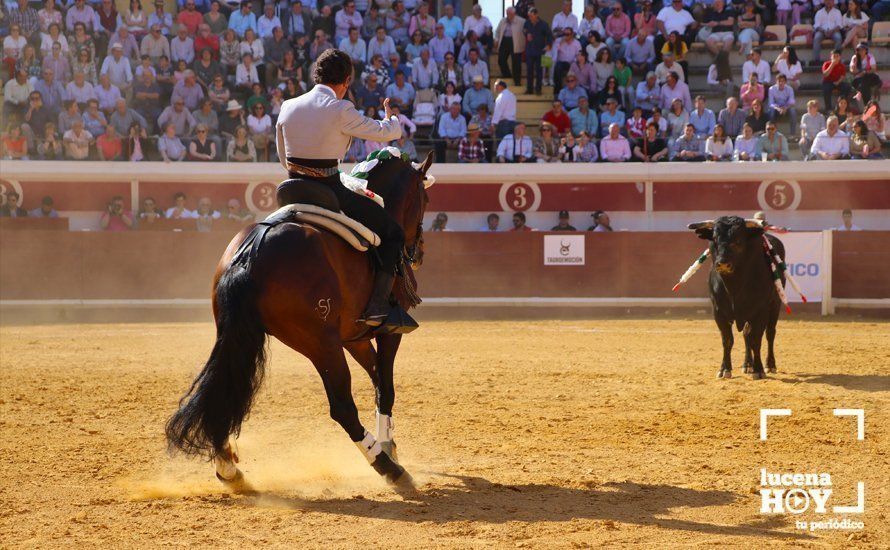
[313,49,353,86]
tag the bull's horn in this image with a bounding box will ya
[744,218,766,228]
[687,220,715,230]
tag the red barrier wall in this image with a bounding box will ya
[2,230,887,302]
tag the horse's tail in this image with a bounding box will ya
[165,262,267,458]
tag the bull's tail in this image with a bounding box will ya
[165,263,267,458]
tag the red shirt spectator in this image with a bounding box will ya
[542,101,572,136]
[194,25,220,58]
[176,4,203,36]
[96,129,122,160]
[100,196,134,231]
[822,58,845,84]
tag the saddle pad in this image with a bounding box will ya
[266,203,382,249]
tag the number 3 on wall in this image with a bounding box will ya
[498,182,541,212]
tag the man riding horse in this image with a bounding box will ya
[275,49,404,327]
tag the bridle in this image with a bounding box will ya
[402,221,423,267]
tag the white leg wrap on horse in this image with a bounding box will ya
[354,431,383,464]
[214,455,239,480]
[376,412,393,443]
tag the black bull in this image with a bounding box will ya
[689,216,786,380]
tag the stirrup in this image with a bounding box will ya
[358,311,388,327]
[377,306,419,335]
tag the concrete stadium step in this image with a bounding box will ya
[686,68,890,91]
[684,43,890,69]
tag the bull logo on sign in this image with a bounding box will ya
[560,240,571,256]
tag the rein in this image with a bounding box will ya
[399,222,424,308]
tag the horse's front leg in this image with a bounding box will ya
[375,333,402,461]
[345,340,395,462]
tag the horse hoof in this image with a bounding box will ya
[767,367,777,374]
[216,468,243,485]
[380,440,399,463]
[717,369,732,379]
[752,371,766,380]
[743,366,752,374]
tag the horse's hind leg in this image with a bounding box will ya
[313,339,408,484]
[765,306,779,373]
[374,334,402,460]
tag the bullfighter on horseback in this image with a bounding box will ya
[275,48,404,327]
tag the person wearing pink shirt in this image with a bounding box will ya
[599,122,631,162]
[605,2,631,59]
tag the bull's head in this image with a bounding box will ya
[688,216,765,276]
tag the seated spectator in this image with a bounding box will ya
[734,123,759,161]
[739,73,764,112]
[633,122,668,162]
[736,2,761,56]
[361,54,390,88]
[614,58,633,108]
[166,192,194,219]
[226,125,256,161]
[437,52,462,92]
[428,23,454,65]
[742,47,770,85]
[626,30,655,78]
[406,30,427,62]
[706,51,734,98]
[833,209,862,231]
[386,70,416,115]
[194,48,223,90]
[391,130,418,162]
[188,124,217,161]
[756,121,789,161]
[37,122,63,160]
[689,95,715,138]
[195,23,221,59]
[220,100,246,141]
[659,71,690,112]
[717,97,745,141]
[357,72,385,113]
[773,46,802,90]
[63,119,93,159]
[125,121,148,161]
[496,122,534,163]
[101,43,134,97]
[558,134,577,161]
[599,98,625,138]
[593,48,615,91]
[626,106,646,140]
[648,107,669,138]
[705,124,733,161]
[799,100,826,156]
[600,123,631,162]
[155,56,176,101]
[849,42,881,105]
[569,51,596,97]
[457,123,486,163]
[247,102,273,159]
[551,209,577,231]
[430,212,449,231]
[745,99,768,134]
[510,211,532,232]
[139,196,165,224]
[158,97,196,137]
[66,71,97,109]
[482,213,500,232]
[435,101,466,162]
[812,0,842,65]
[534,122,561,163]
[541,100,571,137]
[659,30,689,75]
[808,116,849,160]
[3,70,32,122]
[569,96,598,138]
[29,196,58,218]
[573,131,599,162]
[245,82,270,113]
[226,198,254,222]
[462,75,493,118]
[558,74,586,111]
[635,72,661,117]
[832,96,857,133]
[158,123,187,161]
[195,197,221,232]
[469,104,494,160]
[671,123,705,161]
[2,123,29,160]
[79,98,104,138]
[654,51,684,86]
[700,0,735,56]
[58,100,82,135]
[461,48,489,88]
[0,190,28,217]
[821,49,852,115]
[458,31,487,66]
[100,195,134,231]
[96,124,123,160]
[768,74,798,135]
[553,27,582,97]
[234,53,261,97]
[412,48,438,91]
[589,210,613,232]
[597,75,623,112]
[207,73,232,113]
[849,120,883,160]
[666,96,689,145]
[35,68,66,117]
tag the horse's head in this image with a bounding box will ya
[367,150,433,269]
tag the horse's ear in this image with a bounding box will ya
[419,150,433,175]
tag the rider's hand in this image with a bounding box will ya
[383,97,394,120]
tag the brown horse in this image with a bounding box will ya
[165,152,433,486]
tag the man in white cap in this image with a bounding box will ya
[100,43,134,97]
[276,49,403,326]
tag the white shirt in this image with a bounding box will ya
[276,84,401,168]
[813,7,842,32]
[656,7,695,35]
[810,129,849,156]
[551,11,579,33]
[100,55,133,87]
[496,134,533,160]
[742,59,771,85]
[833,224,862,231]
[235,63,259,85]
[463,15,492,37]
[492,88,516,125]
[773,58,802,81]
[256,14,282,39]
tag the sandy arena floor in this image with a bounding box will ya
[0,319,888,548]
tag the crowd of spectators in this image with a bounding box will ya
[1,0,887,163]
[427,209,616,231]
